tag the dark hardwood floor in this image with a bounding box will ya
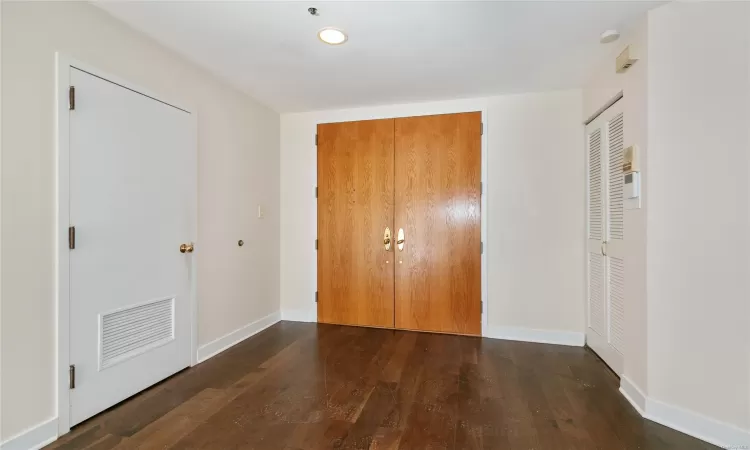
[46,322,716,450]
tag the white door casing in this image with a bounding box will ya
[63,64,196,427]
[585,100,625,375]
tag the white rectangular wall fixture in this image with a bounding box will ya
[616,45,639,73]
[623,144,641,209]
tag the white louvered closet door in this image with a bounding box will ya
[585,101,624,375]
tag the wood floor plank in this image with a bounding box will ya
[84,435,123,450]
[110,388,227,449]
[339,382,401,449]
[46,323,719,450]
[396,402,456,450]
[368,427,402,450]
[285,419,351,450]
[45,424,106,450]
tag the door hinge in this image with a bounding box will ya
[315,134,318,146]
[315,239,318,250]
[69,86,75,111]
[315,186,318,198]
[480,122,484,136]
[480,182,483,195]
[481,301,483,314]
[68,226,76,250]
[315,291,318,303]
[480,241,484,254]
[69,364,76,389]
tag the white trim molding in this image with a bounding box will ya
[55,53,199,435]
[0,417,57,450]
[281,309,315,323]
[483,326,585,347]
[647,399,750,449]
[620,378,750,449]
[196,311,281,363]
[619,376,647,416]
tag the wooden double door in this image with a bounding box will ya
[317,112,482,336]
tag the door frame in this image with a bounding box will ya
[55,54,198,435]
[314,106,489,335]
[583,92,625,375]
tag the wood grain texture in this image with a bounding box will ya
[45,322,718,450]
[317,119,395,328]
[394,112,482,336]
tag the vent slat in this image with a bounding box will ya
[608,113,624,240]
[588,129,602,240]
[102,330,173,359]
[609,256,625,354]
[589,253,605,336]
[102,319,172,354]
[102,303,172,327]
[100,298,174,369]
[102,312,172,337]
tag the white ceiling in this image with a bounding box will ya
[96,1,663,113]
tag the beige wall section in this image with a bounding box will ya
[582,17,649,392]
[486,91,584,334]
[646,1,750,431]
[280,91,585,337]
[0,2,280,440]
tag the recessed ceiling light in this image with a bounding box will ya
[600,30,620,44]
[318,27,348,45]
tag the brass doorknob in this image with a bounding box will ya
[180,243,194,253]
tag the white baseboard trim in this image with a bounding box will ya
[281,309,315,323]
[619,376,647,416]
[196,311,281,363]
[620,378,750,448]
[0,417,57,450]
[484,326,585,347]
[647,398,750,449]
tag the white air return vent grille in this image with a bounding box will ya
[608,113,624,240]
[100,297,174,370]
[588,129,602,240]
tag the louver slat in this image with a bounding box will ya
[100,298,174,369]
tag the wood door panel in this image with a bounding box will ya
[394,112,482,336]
[317,119,395,328]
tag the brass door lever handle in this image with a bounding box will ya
[384,227,392,251]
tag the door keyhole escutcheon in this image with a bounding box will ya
[384,227,392,251]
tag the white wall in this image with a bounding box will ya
[486,92,585,337]
[582,4,750,444]
[280,91,585,342]
[582,17,650,397]
[1,2,280,441]
[646,0,750,433]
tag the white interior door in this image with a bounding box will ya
[586,100,625,375]
[69,67,195,425]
